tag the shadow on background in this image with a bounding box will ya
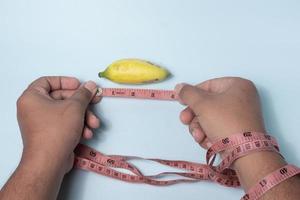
[259,86,300,164]
[57,170,87,200]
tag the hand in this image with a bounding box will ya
[17,76,101,173]
[175,77,266,149]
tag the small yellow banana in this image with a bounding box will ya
[98,59,170,84]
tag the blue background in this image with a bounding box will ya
[1,0,300,199]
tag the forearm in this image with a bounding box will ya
[0,149,66,200]
[233,151,300,200]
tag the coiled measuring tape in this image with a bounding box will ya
[74,88,300,200]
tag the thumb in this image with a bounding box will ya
[175,83,207,112]
[70,81,98,110]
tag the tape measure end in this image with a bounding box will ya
[96,87,103,97]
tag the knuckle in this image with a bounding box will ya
[233,77,257,91]
[36,76,48,83]
[16,93,29,110]
[28,76,47,87]
[39,76,48,80]
[16,96,24,108]
[234,77,253,85]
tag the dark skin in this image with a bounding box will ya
[176,78,300,199]
[0,76,299,200]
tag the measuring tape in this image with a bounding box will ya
[74,87,300,200]
[241,164,300,200]
[96,87,177,100]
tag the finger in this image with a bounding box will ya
[28,76,80,94]
[50,90,75,100]
[180,107,194,124]
[198,137,213,149]
[83,126,93,139]
[175,83,207,112]
[188,117,206,143]
[196,77,236,93]
[91,94,102,104]
[86,110,100,129]
[50,90,102,103]
[70,81,98,111]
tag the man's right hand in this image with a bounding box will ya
[175,77,266,149]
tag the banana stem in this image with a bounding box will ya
[98,71,105,78]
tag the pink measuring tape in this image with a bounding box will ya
[74,88,300,200]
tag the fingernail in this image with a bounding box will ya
[96,87,103,97]
[192,129,201,143]
[206,142,212,148]
[84,81,97,93]
[175,83,188,105]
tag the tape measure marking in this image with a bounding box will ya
[241,164,300,200]
[97,87,177,101]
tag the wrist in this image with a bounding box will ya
[3,146,69,200]
[210,125,266,144]
[233,150,286,190]
[208,131,285,191]
[217,128,266,158]
[21,146,70,176]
